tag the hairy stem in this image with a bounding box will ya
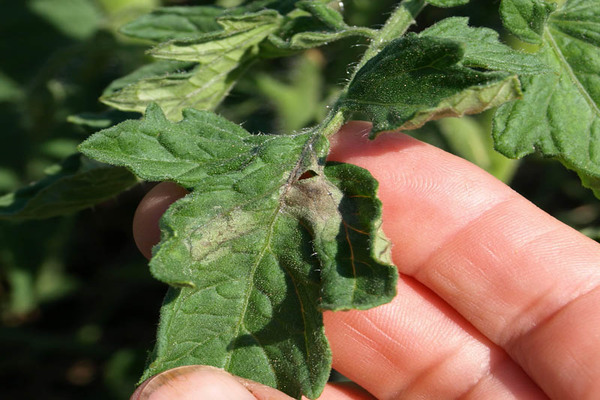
[320,0,427,138]
[355,0,426,72]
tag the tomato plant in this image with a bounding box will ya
[1,0,599,398]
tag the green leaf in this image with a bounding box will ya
[341,34,522,136]
[500,0,556,44]
[427,0,470,7]
[0,154,138,220]
[67,110,141,130]
[296,1,346,30]
[79,104,396,398]
[102,60,196,96]
[493,0,600,196]
[420,17,549,75]
[29,0,103,40]
[238,0,325,14]
[120,6,224,41]
[150,11,281,62]
[263,4,374,54]
[102,12,281,120]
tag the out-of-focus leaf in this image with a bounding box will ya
[0,71,23,102]
[0,155,138,220]
[255,53,323,132]
[67,110,142,130]
[120,6,224,41]
[437,116,519,183]
[427,0,470,7]
[28,0,103,40]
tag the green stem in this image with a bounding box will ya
[356,0,426,71]
[320,0,427,138]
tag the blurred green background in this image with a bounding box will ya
[1,0,598,398]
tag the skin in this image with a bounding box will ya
[131,122,600,400]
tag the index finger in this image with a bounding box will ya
[328,122,600,399]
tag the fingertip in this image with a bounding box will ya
[133,182,188,259]
[130,366,256,400]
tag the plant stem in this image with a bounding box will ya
[320,0,427,138]
[356,0,426,71]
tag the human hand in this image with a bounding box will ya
[131,122,600,399]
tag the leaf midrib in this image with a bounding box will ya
[220,133,319,380]
[544,26,600,119]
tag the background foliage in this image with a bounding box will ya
[1,0,598,398]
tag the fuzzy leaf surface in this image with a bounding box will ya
[420,17,549,74]
[341,34,522,136]
[78,104,396,398]
[500,0,556,44]
[493,0,600,196]
[0,155,137,220]
[102,12,281,121]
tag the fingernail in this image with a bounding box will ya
[131,365,257,400]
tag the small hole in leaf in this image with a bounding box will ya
[299,170,317,180]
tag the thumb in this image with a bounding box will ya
[131,365,294,400]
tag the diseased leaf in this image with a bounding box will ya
[0,154,138,220]
[427,0,470,7]
[286,162,397,311]
[120,6,223,41]
[102,11,281,120]
[493,0,600,196]
[420,17,549,74]
[79,104,396,399]
[341,34,522,136]
[500,0,556,44]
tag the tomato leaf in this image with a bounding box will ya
[102,11,281,121]
[427,0,470,7]
[500,0,556,44]
[78,104,396,399]
[493,0,600,196]
[341,34,522,135]
[119,6,224,42]
[0,155,137,220]
[420,17,549,75]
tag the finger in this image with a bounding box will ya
[130,365,274,400]
[130,365,373,400]
[133,182,188,259]
[324,276,547,399]
[328,122,600,399]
